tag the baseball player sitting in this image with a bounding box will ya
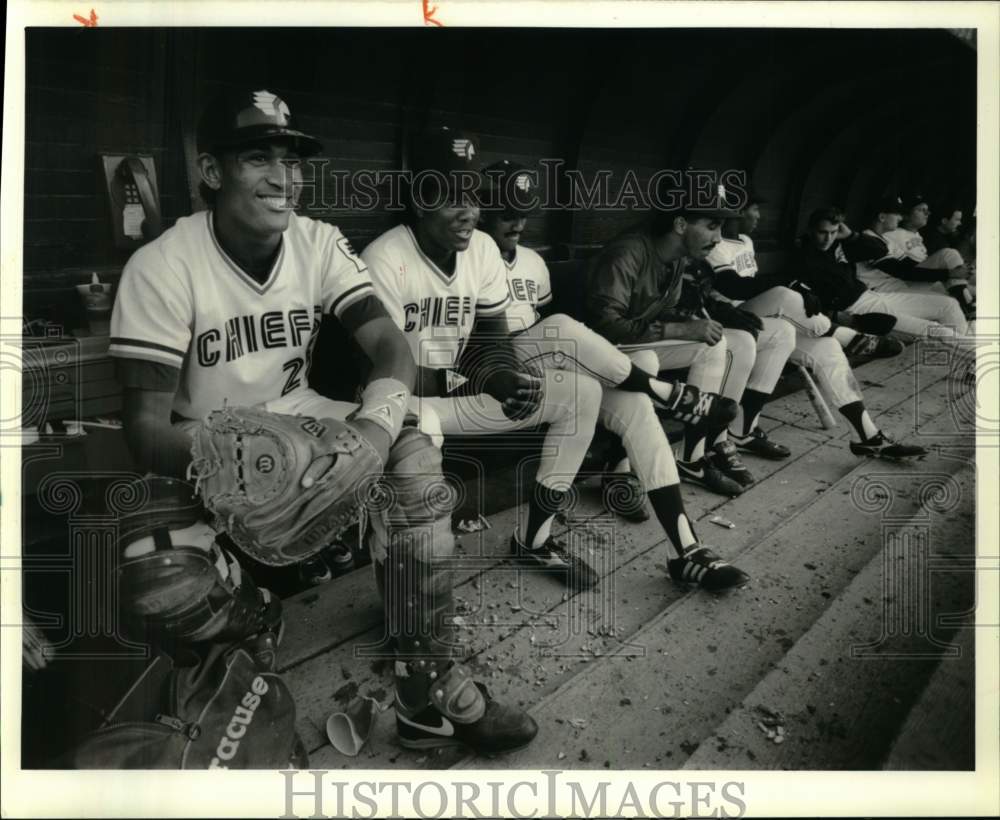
[921,202,968,260]
[707,195,904,360]
[110,90,538,756]
[475,160,750,591]
[361,127,615,593]
[853,196,972,336]
[794,205,971,343]
[880,193,976,319]
[706,200,928,460]
[586,183,795,496]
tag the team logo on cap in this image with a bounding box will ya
[451,139,475,160]
[514,173,532,192]
[252,90,291,125]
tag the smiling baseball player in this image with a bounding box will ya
[476,159,749,592]
[110,89,537,756]
[361,129,614,593]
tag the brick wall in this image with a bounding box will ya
[22,27,976,316]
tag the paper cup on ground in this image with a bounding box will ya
[326,696,380,756]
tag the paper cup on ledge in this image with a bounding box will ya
[325,695,381,757]
[76,273,113,336]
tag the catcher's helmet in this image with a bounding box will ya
[196,87,323,157]
[116,476,280,645]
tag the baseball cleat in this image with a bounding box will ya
[676,457,744,497]
[297,553,332,586]
[844,333,904,360]
[667,544,750,591]
[396,683,538,755]
[655,382,739,428]
[850,433,927,460]
[710,440,756,488]
[510,533,599,589]
[730,427,791,460]
[601,471,650,522]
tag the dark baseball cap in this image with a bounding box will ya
[480,160,540,213]
[872,195,905,216]
[410,126,482,175]
[196,88,323,157]
[901,192,930,211]
[408,126,483,208]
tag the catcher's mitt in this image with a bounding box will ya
[188,407,383,566]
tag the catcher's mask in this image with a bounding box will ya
[116,476,277,645]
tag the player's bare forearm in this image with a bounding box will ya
[353,316,417,394]
[660,321,699,341]
[121,388,194,478]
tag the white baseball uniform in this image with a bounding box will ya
[706,234,833,338]
[111,210,401,559]
[111,210,373,421]
[854,229,969,336]
[361,225,601,492]
[500,245,679,490]
[707,235,862,408]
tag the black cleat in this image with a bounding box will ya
[730,427,791,460]
[677,457,744,497]
[601,471,650,522]
[850,433,927,460]
[844,333,904,360]
[510,533,599,589]
[667,544,750,591]
[711,440,756,488]
[396,683,538,756]
[655,382,739,428]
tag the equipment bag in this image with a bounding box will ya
[68,640,306,769]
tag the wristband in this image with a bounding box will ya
[355,378,411,442]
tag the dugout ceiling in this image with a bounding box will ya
[23,26,975,287]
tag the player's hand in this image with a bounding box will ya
[485,368,544,420]
[687,318,725,346]
[346,419,393,466]
[727,309,764,336]
[301,417,391,488]
[789,281,823,317]
[836,221,853,240]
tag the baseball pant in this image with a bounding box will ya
[616,324,793,401]
[511,315,680,490]
[788,336,863,408]
[413,362,603,494]
[848,288,969,338]
[741,286,833,337]
[511,313,633,386]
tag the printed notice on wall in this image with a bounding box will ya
[123,203,144,238]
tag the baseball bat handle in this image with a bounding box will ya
[797,365,838,430]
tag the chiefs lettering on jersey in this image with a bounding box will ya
[502,244,553,332]
[110,211,373,419]
[361,225,511,369]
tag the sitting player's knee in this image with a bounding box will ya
[773,318,797,350]
[771,285,804,313]
[629,348,660,376]
[545,312,584,338]
[383,427,456,558]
